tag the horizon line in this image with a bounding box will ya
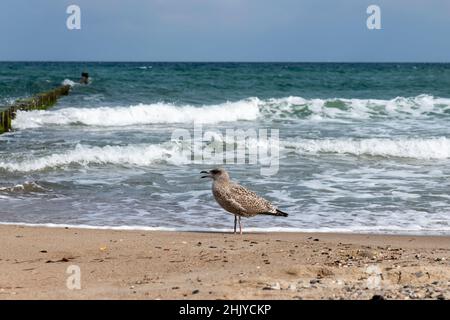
[1,60,450,64]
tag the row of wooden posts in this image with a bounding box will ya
[0,85,71,134]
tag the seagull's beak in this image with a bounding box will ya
[200,170,210,179]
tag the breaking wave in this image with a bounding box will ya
[284,137,450,159]
[2,137,450,173]
[0,143,192,172]
[13,99,260,129]
[12,95,450,129]
[61,79,78,87]
[260,95,450,120]
[0,181,48,193]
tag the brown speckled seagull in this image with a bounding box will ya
[201,168,288,234]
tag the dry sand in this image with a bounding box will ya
[0,225,449,300]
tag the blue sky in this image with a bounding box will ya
[1,0,449,62]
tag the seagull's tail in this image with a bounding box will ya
[275,209,289,217]
[260,209,288,217]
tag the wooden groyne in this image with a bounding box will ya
[0,85,71,134]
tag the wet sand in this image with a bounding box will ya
[0,225,449,300]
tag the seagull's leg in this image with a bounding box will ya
[239,216,242,235]
[234,215,237,234]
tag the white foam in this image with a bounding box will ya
[13,99,260,129]
[0,142,189,172]
[283,137,450,159]
[261,94,450,120]
[0,181,48,193]
[61,79,77,87]
[1,137,271,172]
[2,136,449,173]
[0,221,448,235]
[12,94,450,129]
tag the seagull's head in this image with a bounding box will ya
[200,168,229,182]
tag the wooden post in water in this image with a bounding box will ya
[0,84,71,134]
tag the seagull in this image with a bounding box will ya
[201,168,288,234]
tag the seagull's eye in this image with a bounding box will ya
[210,169,220,174]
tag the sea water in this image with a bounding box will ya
[1,62,450,234]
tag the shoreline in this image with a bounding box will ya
[1,222,449,236]
[1,224,449,300]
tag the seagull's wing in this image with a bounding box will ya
[225,196,247,213]
[227,183,276,216]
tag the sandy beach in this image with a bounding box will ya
[0,225,449,300]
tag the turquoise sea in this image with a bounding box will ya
[1,62,450,234]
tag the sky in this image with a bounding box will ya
[0,0,450,62]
